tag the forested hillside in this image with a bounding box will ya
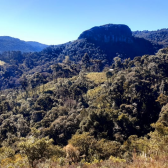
[0,24,168,167]
[0,24,163,91]
[0,47,168,167]
[133,29,168,48]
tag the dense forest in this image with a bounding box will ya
[0,24,168,167]
[133,28,168,48]
[0,46,168,167]
[0,24,163,91]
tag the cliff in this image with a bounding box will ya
[78,24,133,43]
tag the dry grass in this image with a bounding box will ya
[0,60,5,65]
[128,154,168,168]
[1,154,168,168]
[86,72,106,85]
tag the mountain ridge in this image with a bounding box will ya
[0,36,48,53]
[133,28,168,48]
[0,24,166,90]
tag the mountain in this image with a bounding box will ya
[133,28,168,48]
[77,24,162,62]
[0,24,165,90]
[78,24,133,43]
[0,36,48,53]
[0,24,163,63]
[0,24,168,167]
[34,24,162,68]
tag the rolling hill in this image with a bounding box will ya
[0,36,48,53]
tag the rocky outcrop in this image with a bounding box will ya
[78,24,133,43]
[77,24,162,62]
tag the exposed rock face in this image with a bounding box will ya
[78,24,133,43]
[77,24,162,62]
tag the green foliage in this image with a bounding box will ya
[151,122,168,136]
[1,46,168,166]
[106,71,113,83]
[95,139,121,159]
[86,72,106,84]
[156,93,168,106]
[19,136,62,167]
[117,113,129,121]
[79,109,114,140]
[87,86,102,99]
[120,122,168,162]
[0,146,15,161]
[158,103,168,126]
[68,132,121,162]
[133,29,168,48]
[82,53,91,71]
[68,132,94,161]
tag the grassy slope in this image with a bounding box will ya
[0,60,5,65]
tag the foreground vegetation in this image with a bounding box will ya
[0,125,168,168]
[0,47,168,167]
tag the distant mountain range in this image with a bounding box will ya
[0,36,48,53]
[0,24,168,90]
[0,25,167,57]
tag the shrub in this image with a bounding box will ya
[19,136,63,167]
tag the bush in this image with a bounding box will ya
[19,136,64,167]
[68,132,121,162]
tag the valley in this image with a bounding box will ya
[0,24,168,167]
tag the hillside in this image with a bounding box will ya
[0,36,48,53]
[26,41,48,51]
[77,24,162,62]
[0,24,164,91]
[0,47,168,167]
[133,28,168,48]
[0,24,168,167]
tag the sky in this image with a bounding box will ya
[0,0,167,45]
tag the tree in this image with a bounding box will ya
[106,71,113,84]
[68,132,97,162]
[82,53,91,72]
[91,59,102,72]
[51,64,61,83]
[63,56,71,68]
[113,56,122,69]
[19,136,62,167]
[69,132,121,162]
[20,76,29,98]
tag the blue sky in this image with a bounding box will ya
[0,0,167,45]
